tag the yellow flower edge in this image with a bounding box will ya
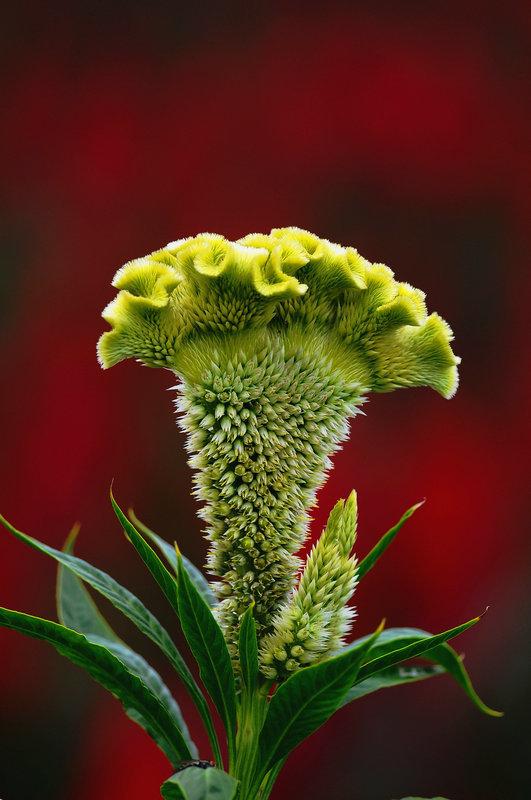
[97,227,459,399]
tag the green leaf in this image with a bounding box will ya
[355,618,479,682]
[129,510,217,607]
[257,623,383,781]
[341,664,444,705]
[0,512,220,764]
[161,766,238,800]
[347,626,502,716]
[0,607,192,767]
[110,495,224,764]
[176,553,237,758]
[111,494,178,610]
[356,501,424,581]
[238,605,259,692]
[56,526,197,758]
[56,524,122,642]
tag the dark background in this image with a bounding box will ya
[1,3,529,799]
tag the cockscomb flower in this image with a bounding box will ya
[97,227,459,666]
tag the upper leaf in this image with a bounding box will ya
[128,510,216,607]
[356,501,424,581]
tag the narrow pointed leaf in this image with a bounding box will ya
[129,510,216,607]
[0,607,192,766]
[347,626,501,716]
[0,512,219,761]
[110,496,223,764]
[341,663,444,705]
[161,766,238,800]
[56,525,121,642]
[356,501,424,580]
[56,528,197,757]
[97,637,198,757]
[176,554,237,757]
[257,623,383,779]
[238,605,259,692]
[111,495,178,608]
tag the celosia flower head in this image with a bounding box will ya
[98,227,458,398]
[98,228,459,669]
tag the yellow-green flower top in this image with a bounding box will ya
[97,227,459,398]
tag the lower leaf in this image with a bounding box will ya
[56,527,197,757]
[257,622,384,781]
[0,607,193,767]
[346,626,501,716]
[161,766,238,800]
[342,663,444,705]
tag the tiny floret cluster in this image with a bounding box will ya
[260,492,358,680]
[98,228,459,671]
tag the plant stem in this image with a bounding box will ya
[234,687,268,799]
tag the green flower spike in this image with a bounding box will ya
[98,228,459,664]
[260,491,358,680]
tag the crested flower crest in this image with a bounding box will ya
[98,227,459,398]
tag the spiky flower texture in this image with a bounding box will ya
[98,227,459,673]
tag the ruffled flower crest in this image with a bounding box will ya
[98,227,459,398]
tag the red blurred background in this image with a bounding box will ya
[1,3,530,799]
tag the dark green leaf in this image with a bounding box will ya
[0,511,220,763]
[97,637,197,757]
[0,607,192,767]
[356,501,424,581]
[257,623,383,779]
[161,766,238,800]
[347,626,501,716]
[176,554,237,757]
[110,496,224,764]
[129,510,216,607]
[111,495,178,610]
[341,664,444,705]
[56,524,121,642]
[238,605,259,692]
[355,618,479,682]
[56,527,197,757]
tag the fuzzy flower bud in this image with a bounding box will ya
[260,492,358,680]
[98,228,459,656]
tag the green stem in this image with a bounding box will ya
[233,687,268,799]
